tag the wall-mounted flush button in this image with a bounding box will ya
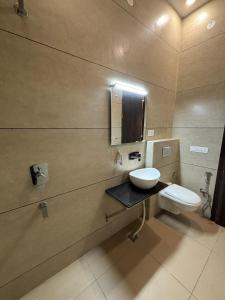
[30,163,48,186]
[162,146,172,158]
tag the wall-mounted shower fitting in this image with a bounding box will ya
[39,202,48,218]
[14,0,28,17]
[200,172,213,219]
[30,163,48,186]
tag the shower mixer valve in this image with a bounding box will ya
[30,163,48,186]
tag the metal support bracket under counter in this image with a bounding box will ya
[105,181,168,241]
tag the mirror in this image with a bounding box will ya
[110,83,146,145]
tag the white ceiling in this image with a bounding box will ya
[168,0,211,18]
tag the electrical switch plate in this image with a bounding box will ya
[190,146,208,154]
[148,130,155,137]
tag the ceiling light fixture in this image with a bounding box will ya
[156,15,170,27]
[186,0,196,6]
[197,11,208,22]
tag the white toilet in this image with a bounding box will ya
[158,184,201,215]
[146,140,201,215]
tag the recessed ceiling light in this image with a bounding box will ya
[198,11,208,22]
[186,0,196,6]
[156,15,170,27]
[127,0,134,6]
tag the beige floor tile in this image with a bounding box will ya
[157,211,221,250]
[82,233,133,279]
[142,218,210,291]
[98,252,190,300]
[189,295,198,300]
[20,259,95,300]
[193,252,225,300]
[213,228,225,259]
[75,282,106,300]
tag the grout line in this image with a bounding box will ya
[0,222,116,290]
[111,0,179,53]
[180,162,217,171]
[177,79,225,93]
[172,126,224,129]
[149,252,193,295]
[95,279,108,300]
[182,30,225,53]
[0,128,109,130]
[189,246,212,298]
[0,27,175,94]
[0,174,124,216]
[0,126,223,130]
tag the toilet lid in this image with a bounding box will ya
[163,184,201,206]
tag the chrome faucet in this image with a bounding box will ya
[129,152,142,161]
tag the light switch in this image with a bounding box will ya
[148,130,155,137]
[190,146,208,154]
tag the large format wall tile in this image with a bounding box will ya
[173,82,225,128]
[178,33,225,91]
[0,30,177,130]
[179,163,217,197]
[147,139,180,168]
[146,87,176,128]
[0,0,178,90]
[113,0,181,51]
[182,0,225,50]
[0,176,129,287]
[173,127,223,169]
[0,129,145,213]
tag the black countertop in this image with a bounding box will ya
[106,181,168,208]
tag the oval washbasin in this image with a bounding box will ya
[129,168,161,190]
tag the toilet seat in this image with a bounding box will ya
[159,184,201,207]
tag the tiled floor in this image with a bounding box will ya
[21,212,225,300]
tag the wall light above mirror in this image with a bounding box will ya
[110,82,147,145]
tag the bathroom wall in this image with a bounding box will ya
[0,0,181,298]
[173,0,225,199]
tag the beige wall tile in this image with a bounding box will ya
[182,0,225,50]
[158,161,180,183]
[146,87,176,128]
[113,0,181,51]
[0,0,178,90]
[0,176,134,287]
[179,163,217,197]
[147,139,180,168]
[173,82,225,128]
[0,238,88,300]
[0,129,145,213]
[0,31,109,129]
[146,127,173,141]
[173,127,223,169]
[178,33,225,91]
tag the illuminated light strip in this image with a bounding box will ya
[113,81,147,96]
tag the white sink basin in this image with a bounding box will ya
[129,168,161,190]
